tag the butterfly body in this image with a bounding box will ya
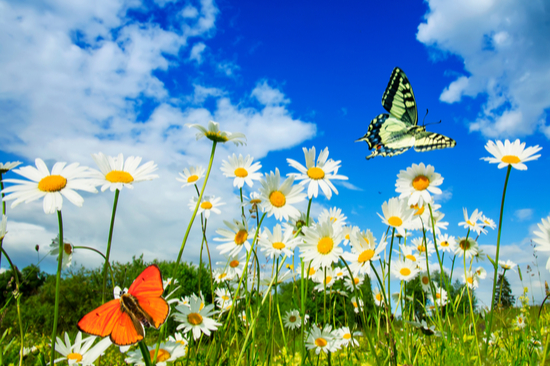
[77,265,169,346]
[357,67,456,159]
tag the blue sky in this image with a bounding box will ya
[1,0,549,307]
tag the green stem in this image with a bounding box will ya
[484,165,512,358]
[0,173,5,268]
[101,189,120,304]
[0,246,23,366]
[50,210,64,366]
[464,255,482,365]
[138,340,153,366]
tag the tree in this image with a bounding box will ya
[494,273,515,308]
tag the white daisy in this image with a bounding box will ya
[90,153,159,192]
[333,266,346,280]
[213,268,233,283]
[499,259,517,272]
[455,237,479,259]
[458,208,487,235]
[437,234,457,253]
[313,267,336,292]
[306,325,339,354]
[173,296,221,340]
[425,209,449,235]
[216,253,248,279]
[480,214,497,230]
[214,288,233,307]
[238,310,249,326]
[167,332,188,351]
[124,341,186,366]
[378,197,414,237]
[214,220,253,256]
[318,207,347,229]
[533,216,550,270]
[287,146,348,200]
[189,195,225,220]
[177,166,205,188]
[300,218,344,269]
[419,271,431,292]
[373,288,385,307]
[398,244,424,270]
[391,259,419,282]
[186,120,246,146]
[0,161,22,174]
[395,163,444,206]
[343,231,386,275]
[220,154,262,188]
[283,309,303,329]
[515,314,527,329]
[289,212,314,235]
[336,327,362,348]
[258,223,301,258]
[53,332,112,365]
[475,267,487,280]
[342,225,360,246]
[463,270,479,289]
[350,296,364,313]
[49,235,74,268]
[344,273,364,292]
[481,139,542,170]
[258,168,306,221]
[411,237,435,259]
[427,286,448,307]
[2,158,97,214]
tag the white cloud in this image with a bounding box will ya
[0,0,317,271]
[515,208,533,221]
[418,0,550,139]
[251,81,290,106]
[189,42,207,64]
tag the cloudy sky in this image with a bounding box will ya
[1,0,549,307]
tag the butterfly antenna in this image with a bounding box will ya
[422,109,429,126]
[424,120,442,127]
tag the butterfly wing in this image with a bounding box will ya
[356,114,415,159]
[77,299,123,338]
[413,130,457,152]
[109,311,145,346]
[128,264,170,329]
[382,67,418,126]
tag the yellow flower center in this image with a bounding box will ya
[149,349,170,362]
[375,293,383,302]
[410,204,425,216]
[354,277,360,285]
[441,241,449,247]
[466,220,475,226]
[269,191,286,208]
[518,317,523,324]
[187,175,199,183]
[289,315,297,322]
[250,198,262,204]
[105,170,134,184]
[417,245,426,253]
[345,234,350,240]
[330,217,337,223]
[352,301,358,307]
[422,276,429,285]
[400,268,411,277]
[201,201,213,210]
[388,216,403,227]
[222,295,230,301]
[358,249,375,263]
[307,167,325,180]
[326,276,333,283]
[343,333,351,340]
[501,155,521,164]
[234,230,248,245]
[67,353,83,362]
[219,273,227,279]
[315,337,328,348]
[205,130,228,142]
[272,242,286,250]
[309,268,316,276]
[466,277,474,284]
[336,271,343,276]
[63,243,72,255]
[412,175,430,191]
[317,237,334,255]
[176,340,186,346]
[234,167,248,178]
[187,312,203,325]
[435,293,441,299]
[38,175,67,192]
[460,239,471,251]
[405,255,416,262]
[230,260,240,268]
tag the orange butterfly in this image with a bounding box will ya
[77,264,170,346]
